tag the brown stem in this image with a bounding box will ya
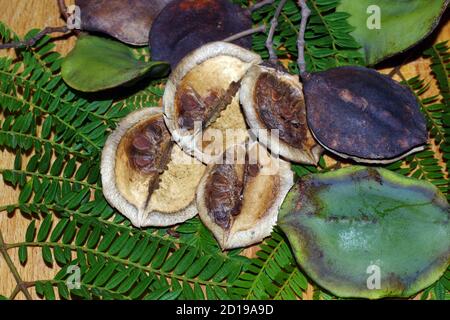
[10,282,36,300]
[0,26,69,50]
[388,54,413,79]
[327,161,343,171]
[249,0,275,12]
[388,65,401,78]
[265,0,287,62]
[57,0,69,21]
[0,230,32,300]
[396,68,409,83]
[9,285,21,300]
[297,0,311,79]
[222,24,267,43]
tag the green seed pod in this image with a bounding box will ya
[337,0,449,65]
[278,166,449,299]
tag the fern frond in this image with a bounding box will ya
[2,148,249,299]
[10,213,248,300]
[118,79,166,112]
[0,21,18,44]
[404,76,446,144]
[423,41,450,203]
[0,27,159,158]
[385,75,449,200]
[230,229,309,300]
[235,0,364,72]
[0,21,250,300]
[424,41,449,107]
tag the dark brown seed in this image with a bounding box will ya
[254,72,308,148]
[149,0,252,67]
[246,163,260,178]
[77,0,173,45]
[176,85,217,130]
[304,66,428,162]
[205,164,243,230]
[176,81,241,131]
[127,117,173,174]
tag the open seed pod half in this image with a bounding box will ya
[76,0,173,45]
[197,141,294,249]
[240,64,323,164]
[101,108,206,227]
[304,66,428,164]
[163,41,262,164]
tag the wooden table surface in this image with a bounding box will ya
[0,0,448,300]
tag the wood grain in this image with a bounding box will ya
[0,0,448,300]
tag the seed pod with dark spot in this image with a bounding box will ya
[303,66,428,163]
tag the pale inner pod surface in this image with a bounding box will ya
[164,42,263,164]
[196,142,294,249]
[101,108,206,227]
[240,65,322,164]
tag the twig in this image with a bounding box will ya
[297,0,311,79]
[395,68,409,83]
[388,53,414,79]
[388,65,401,78]
[9,284,21,300]
[9,281,37,300]
[327,160,343,171]
[57,0,69,21]
[0,230,33,300]
[222,24,267,43]
[0,26,69,50]
[265,0,287,62]
[249,0,275,12]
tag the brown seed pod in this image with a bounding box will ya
[303,66,428,163]
[101,108,206,227]
[149,0,252,67]
[77,0,173,45]
[240,64,323,164]
[196,142,294,249]
[163,41,262,164]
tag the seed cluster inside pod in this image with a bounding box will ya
[101,108,206,227]
[76,0,173,46]
[304,66,428,163]
[240,64,323,164]
[278,166,450,299]
[197,142,294,249]
[163,42,262,164]
[176,80,242,131]
[149,0,252,67]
